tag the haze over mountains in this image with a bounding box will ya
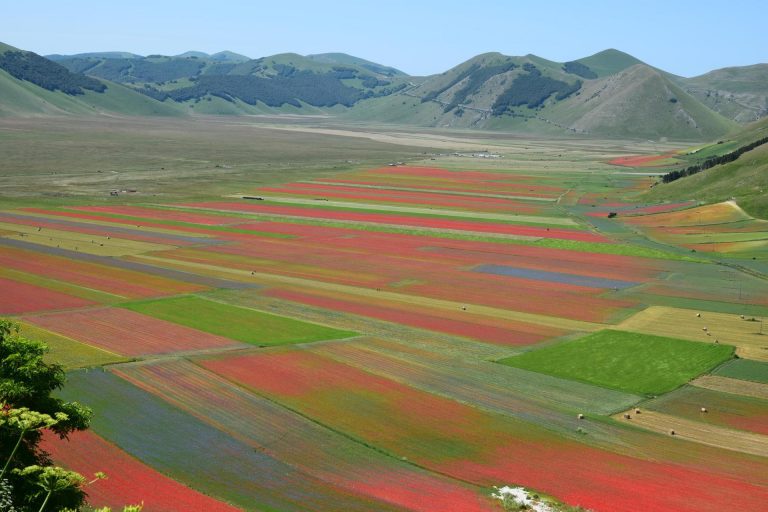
[1,40,766,140]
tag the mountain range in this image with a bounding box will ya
[1,41,767,140]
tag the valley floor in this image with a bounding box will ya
[1,117,767,512]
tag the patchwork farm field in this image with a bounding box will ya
[2,119,767,511]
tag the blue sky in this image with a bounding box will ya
[4,0,766,76]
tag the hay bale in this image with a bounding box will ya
[623,413,631,420]
[700,407,708,413]
[577,413,584,420]
[635,408,641,414]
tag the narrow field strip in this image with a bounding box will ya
[712,359,768,384]
[643,385,768,436]
[0,211,218,246]
[257,182,554,214]
[0,276,94,315]
[249,196,576,226]
[132,254,603,332]
[613,409,768,458]
[0,237,254,290]
[121,295,357,346]
[0,267,126,303]
[12,208,224,238]
[692,375,768,400]
[24,307,245,356]
[474,264,639,290]
[304,180,557,202]
[0,221,176,256]
[181,202,603,242]
[0,245,206,298]
[19,322,128,369]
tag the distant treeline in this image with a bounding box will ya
[442,62,517,113]
[492,64,581,114]
[138,71,404,107]
[562,61,597,79]
[61,57,206,83]
[0,51,106,95]
[662,136,768,183]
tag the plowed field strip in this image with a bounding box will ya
[613,409,768,458]
[133,254,602,332]
[692,375,768,400]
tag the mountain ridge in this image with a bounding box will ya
[1,41,765,140]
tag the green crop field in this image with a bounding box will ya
[713,359,768,384]
[498,330,734,395]
[120,295,357,346]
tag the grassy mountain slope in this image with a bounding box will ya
[645,117,768,218]
[46,51,143,61]
[53,50,409,115]
[575,49,644,77]
[680,64,768,123]
[0,42,180,117]
[306,52,406,76]
[0,69,182,116]
[549,64,738,139]
[345,52,736,140]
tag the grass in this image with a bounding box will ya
[120,295,357,346]
[498,329,734,396]
[713,359,768,384]
[0,116,431,202]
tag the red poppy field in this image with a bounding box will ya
[3,158,767,511]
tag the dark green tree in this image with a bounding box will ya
[1,320,92,511]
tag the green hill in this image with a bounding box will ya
[52,50,410,115]
[574,49,644,77]
[679,64,768,123]
[645,116,768,218]
[46,51,143,61]
[306,52,406,76]
[1,41,764,139]
[344,52,736,140]
[0,42,181,117]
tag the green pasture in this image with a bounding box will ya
[713,359,768,384]
[120,295,357,346]
[498,329,734,396]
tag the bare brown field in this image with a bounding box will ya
[692,375,768,400]
[613,408,768,457]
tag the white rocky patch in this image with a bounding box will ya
[492,485,556,512]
